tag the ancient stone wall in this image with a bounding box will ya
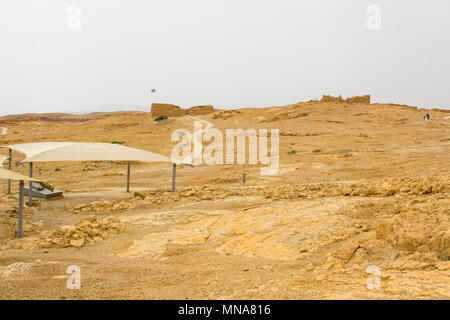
[151,104,185,117]
[151,103,214,117]
[187,105,214,116]
[320,95,344,103]
[345,95,371,104]
[320,95,371,104]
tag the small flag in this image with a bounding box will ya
[151,89,156,93]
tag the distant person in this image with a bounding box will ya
[424,114,427,120]
[426,113,430,120]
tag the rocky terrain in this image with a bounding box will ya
[0,98,448,299]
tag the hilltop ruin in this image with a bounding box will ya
[320,95,371,104]
[151,103,214,118]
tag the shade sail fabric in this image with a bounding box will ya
[2,142,172,163]
[0,156,40,182]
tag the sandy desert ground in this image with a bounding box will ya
[0,99,449,299]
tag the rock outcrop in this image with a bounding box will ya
[39,215,127,248]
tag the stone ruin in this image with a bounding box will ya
[320,95,345,103]
[320,95,371,104]
[151,103,214,118]
[345,95,371,104]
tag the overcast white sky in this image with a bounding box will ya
[0,0,449,115]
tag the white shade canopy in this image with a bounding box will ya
[0,156,40,182]
[2,142,172,163]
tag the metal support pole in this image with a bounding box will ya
[243,173,246,184]
[18,180,24,238]
[7,148,11,194]
[171,163,176,193]
[28,162,33,207]
[126,161,131,193]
